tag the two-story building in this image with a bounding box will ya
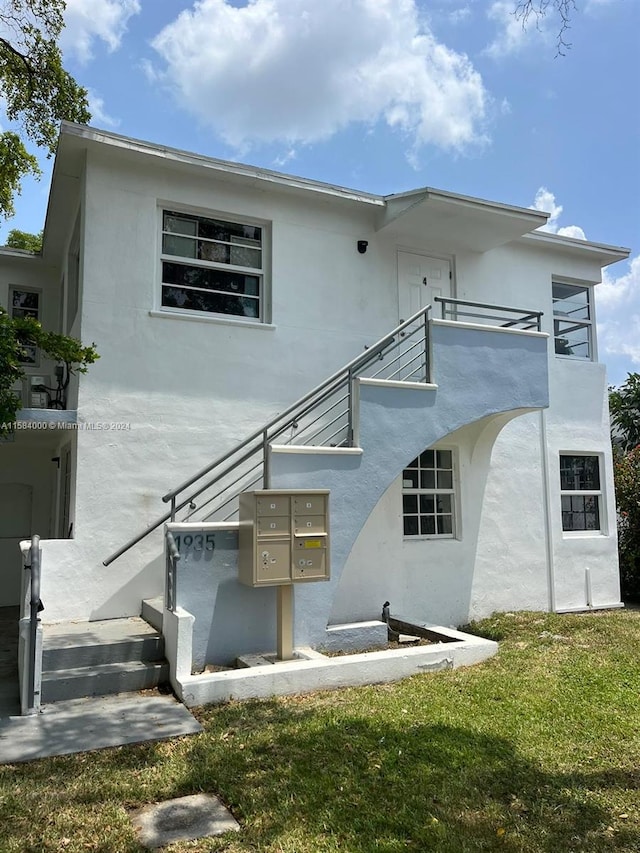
[0,122,630,707]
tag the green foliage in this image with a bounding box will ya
[0,0,91,218]
[0,305,25,428]
[0,305,98,435]
[613,445,640,602]
[5,226,42,252]
[609,372,640,452]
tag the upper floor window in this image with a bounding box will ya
[402,448,456,538]
[560,454,601,532]
[161,210,264,320]
[552,282,593,359]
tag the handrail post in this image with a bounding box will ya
[263,428,271,488]
[170,496,176,523]
[165,530,180,612]
[424,308,430,383]
[24,534,42,714]
[347,367,354,446]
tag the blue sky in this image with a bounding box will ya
[2,0,638,384]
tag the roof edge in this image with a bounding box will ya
[59,122,386,207]
[521,230,630,263]
[384,186,549,224]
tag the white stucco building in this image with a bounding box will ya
[0,124,630,699]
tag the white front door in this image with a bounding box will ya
[0,484,32,606]
[397,251,452,322]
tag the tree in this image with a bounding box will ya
[0,0,90,219]
[609,373,640,452]
[0,306,98,436]
[613,446,640,602]
[6,227,42,252]
[515,1,577,54]
[609,374,640,601]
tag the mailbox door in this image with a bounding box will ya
[293,514,326,535]
[255,540,291,584]
[292,548,327,581]
[257,515,290,537]
[292,495,326,516]
[256,495,291,517]
[293,536,328,581]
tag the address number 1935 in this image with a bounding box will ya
[173,533,216,552]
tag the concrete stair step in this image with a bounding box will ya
[141,598,164,632]
[41,660,170,703]
[43,617,164,671]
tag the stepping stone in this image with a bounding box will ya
[131,793,239,848]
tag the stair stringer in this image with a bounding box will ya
[269,321,549,648]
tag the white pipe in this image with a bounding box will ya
[539,409,556,611]
[585,567,593,607]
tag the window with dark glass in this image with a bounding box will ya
[161,210,263,320]
[552,282,592,359]
[402,449,455,538]
[560,455,602,532]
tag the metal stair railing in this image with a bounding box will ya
[103,304,432,566]
[103,296,544,567]
[435,297,543,331]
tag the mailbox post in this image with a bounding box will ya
[238,489,330,660]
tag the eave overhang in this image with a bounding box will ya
[376,187,549,253]
[519,230,630,268]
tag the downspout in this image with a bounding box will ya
[539,409,556,612]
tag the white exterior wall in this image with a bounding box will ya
[333,241,619,628]
[12,142,618,627]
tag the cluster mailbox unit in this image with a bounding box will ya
[238,490,330,587]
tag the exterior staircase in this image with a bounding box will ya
[96,298,549,678]
[41,616,169,703]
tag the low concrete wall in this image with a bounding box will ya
[174,628,498,707]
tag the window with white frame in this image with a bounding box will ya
[160,210,264,320]
[560,455,602,532]
[552,282,593,359]
[402,449,456,537]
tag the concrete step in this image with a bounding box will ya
[42,617,164,671]
[142,598,164,632]
[41,659,170,703]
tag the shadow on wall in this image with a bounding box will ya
[331,411,526,627]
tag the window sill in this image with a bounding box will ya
[561,530,608,539]
[403,535,456,542]
[149,309,276,331]
[554,354,595,363]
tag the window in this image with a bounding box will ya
[402,449,455,537]
[160,210,264,320]
[560,455,602,532]
[9,286,41,365]
[552,282,593,359]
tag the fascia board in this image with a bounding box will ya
[520,230,631,266]
[58,122,385,208]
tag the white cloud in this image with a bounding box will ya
[149,0,488,154]
[61,0,141,63]
[449,6,472,25]
[530,187,587,240]
[597,255,640,373]
[87,90,119,128]
[484,0,549,58]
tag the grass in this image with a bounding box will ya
[2,609,640,851]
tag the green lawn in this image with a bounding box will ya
[2,610,640,852]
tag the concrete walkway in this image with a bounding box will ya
[0,692,202,764]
